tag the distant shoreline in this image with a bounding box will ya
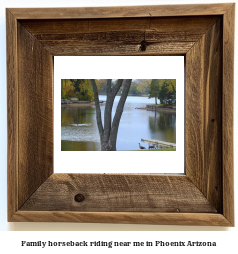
[99,93,148,97]
[61,103,176,112]
[61,102,97,107]
[145,105,176,113]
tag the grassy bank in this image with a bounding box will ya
[150,103,176,108]
[134,147,176,151]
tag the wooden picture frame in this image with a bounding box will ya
[7,3,234,226]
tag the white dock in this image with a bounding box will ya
[141,139,176,148]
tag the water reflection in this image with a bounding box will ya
[61,96,176,151]
[149,111,176,142]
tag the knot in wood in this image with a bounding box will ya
[140,40,147,51]
[74,193,85,202]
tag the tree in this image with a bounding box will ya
[90,79,132,151]
[158,79,176,105]
[148,79,160,104]
[148,79,176,105]
[61,79,72,99]
[62,79,94,101]
[135,79,150,95]
[70,79,84,94]
[95,79,107,94]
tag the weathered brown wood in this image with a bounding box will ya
[33,31,201,44]
[18,23,54,208]
[8,4,233,19]
[20,174,217,213]
[20,16,218,34]
[19,17,218,56]
[11,211,232,226]
[38,41,193,56]
[20,18,150,34]
[6,4,234,225]
[222,4,235,226]
[149,16,219,34]
[186,18,223,212]
[6,9,18,221]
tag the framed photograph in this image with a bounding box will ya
[7,3,234,225]
[55,56,184,174]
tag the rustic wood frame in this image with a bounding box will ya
[7,3,234,226]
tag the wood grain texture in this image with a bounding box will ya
[11,211,232,226]
[8,4,233,19]
[20,174,217,213]
[222,4,235,226]
[19,17,218,56]
[6,4,234,225]
[38,41,193,56]
[20,16,218,34]
[7,9,18,221]
[18,23,54,208]
[186,18,223,212]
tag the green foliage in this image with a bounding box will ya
[61,79,94,101]
[134,147,176,151]
[61,79,176,103]
[148,79,176,105]
[158,79,176,105]
[94,79,150,96]
[129,79,150,95]
[148,79,160,104]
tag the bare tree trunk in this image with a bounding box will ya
[109,79,132,150]
[90,79,132,151]
[90,79,104,142]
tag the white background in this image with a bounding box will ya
[55,56,184,174]
[0,0,237,252]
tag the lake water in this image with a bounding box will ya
[61,95,176,151]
